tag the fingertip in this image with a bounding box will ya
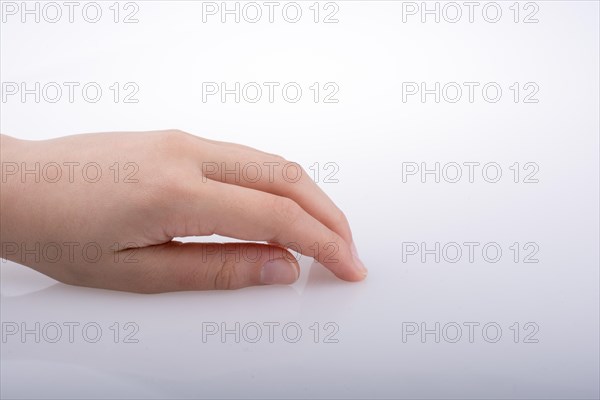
[350,241,368,279]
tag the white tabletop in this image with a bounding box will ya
[1,1,599,398]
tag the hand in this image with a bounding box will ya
[0,130,367,293]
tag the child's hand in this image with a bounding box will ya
[0,130,367,293]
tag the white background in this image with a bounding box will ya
[1,1,599,398]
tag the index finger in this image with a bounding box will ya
[195,138,355,245]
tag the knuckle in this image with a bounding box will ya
[162,128,187,140]
[283,161,303,183]
[154,129,193,153]
[283,162,307,187]
[213,258,242,290]
[140,131,198,202]
[333,208,349,229]
[269,155,287,174]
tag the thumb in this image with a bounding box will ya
[119,242,300,293]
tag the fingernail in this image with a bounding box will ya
[351,242,368,277]
[260,258,299,285]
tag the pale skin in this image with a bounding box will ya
[0,130,367,293]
